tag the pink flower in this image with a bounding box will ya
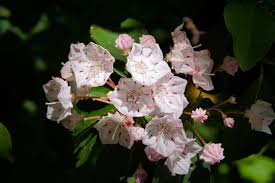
[68,42,86,61]
[131,127,145,141]
[115,33,134,53]
[191,108,208,123]
[139,35,156,45]
[134,167,148,183]
[200,143,224,165]
[220,56,238,76]
[144,146,164,162]
[108,78,155,117]
[223,117,235,128]
[61,110,83,131]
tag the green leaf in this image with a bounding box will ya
[114,67,128,78]
[0,19,11,34]
[90,25,126,61]
[224,1,275,71]
[75,135,97,168]
[30,13,49,35]
[73,118,98,137]
[22,99,37,114]
[0,123,12,158]
[83,104,116,117]
[89,86,110,97]
[120,18,143,29]
[235,154,275,183]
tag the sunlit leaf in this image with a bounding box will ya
[235,154,275,183]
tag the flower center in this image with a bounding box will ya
[127,90,139,103]
[134,61,148,74]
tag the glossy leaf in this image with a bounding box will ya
[90,25,126,61]
[89,86,111,97]
[224,1,275,71]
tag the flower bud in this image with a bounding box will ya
[200,143,224,165]
[134,166,148,183]
[223,117,235,128]
[139,35,156,45]
[220,56,238,76]
[131,127,145,141]
[115,34,134,54]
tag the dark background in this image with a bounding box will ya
[1,0,274,183]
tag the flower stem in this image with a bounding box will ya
[192,126,206,145]
[106,78,116,89]
[75,95,112,104]
[224,111,244,115]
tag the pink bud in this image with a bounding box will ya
[134,167,148,183]
[191,107,208,123]
[115,34,134,53]
[131,127,145,141]
[144,146,164,162]
[200,143,224,165]
[223,117,234,128]
[139,35,156,45]
[220,56,238,76]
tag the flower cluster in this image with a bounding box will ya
[43,22,275,178]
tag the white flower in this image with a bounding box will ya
[108,78,155,117]
[126,43,171,86]
[151,73,189,118]
[245,100,275,134]
[94,112,134,149]
[142,116,186,157]
[68,42,86,61]
[46,102,72,122]
[165,138,202,175]
[68,42,115,89]
[60,61,74,81]
[61,110,84,131]
[191,50,214,91]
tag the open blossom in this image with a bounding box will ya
[144,146,164,162]
[71,42,115,88]
[108,78,154,117]
[245,100,275,134]
[142,116,186,157]
[131,126,145,141]
[139,35,156,45]
[151,73,189,118]
[43,77,73,122]
[191,50,214,91]
[200,143,224,165]
[168,26,194,74]
[126,43,171,86]
[220,56,238,76]
[94,112,134,149]
[134,167,148,183]
[223,117,235,128]
[115,33,134,53]
[165,138,202,175]
[191,108,208,123]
